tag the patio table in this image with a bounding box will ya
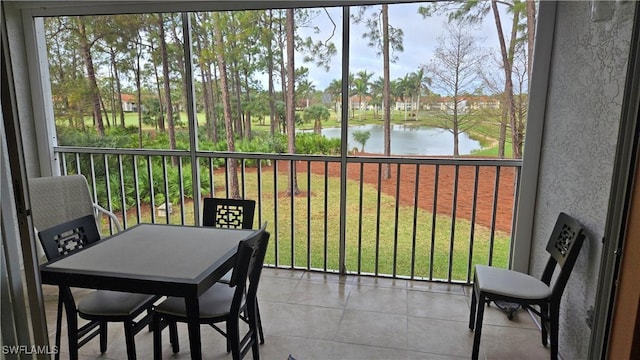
[40,223,259,360]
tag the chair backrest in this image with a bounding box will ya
[38,215,101,261]
[29,175,96,232]
[228,224,270,316]
[541,212,586,299]
[202,197,256,229]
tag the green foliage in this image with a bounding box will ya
[263,133,287,153]
[303,104,331,124]
[352,130,371,152]
[59,126,341,209]
[295,132,340,155]
[142,98,162,127]
[57,126,133,147]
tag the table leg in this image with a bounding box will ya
[185,296,202,360]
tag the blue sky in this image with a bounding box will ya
[296,3,503,90]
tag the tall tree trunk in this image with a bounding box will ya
[149,38,165,131]
[279,12,287,134]
[404,94,408,121]
[77,17,105,136]
[268,10,277,135]
[233,61,244,139]
[243,68,252,139]
[194,22,214,142]
[453,103,459,157]
[213,14,240,198]
[136,35,143,148]
[110,48,126,128]
[526,0,536,84]
[171,16,188,129]
[491,0,520,159]
[498,101,507,159]
[204,64,215,141]
[382,5,391,179]
[108,59,116,122]
[285,9,300,196]
[211,63,220,143]
[158,14,177,155]
[100,95,110,128]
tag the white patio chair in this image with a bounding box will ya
[29,174,122,263]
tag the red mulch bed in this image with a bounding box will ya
[132,155,516,234]
[271,156,516,234]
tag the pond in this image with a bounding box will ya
[309,124,482,156]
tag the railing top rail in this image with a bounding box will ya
[347,156,522,167]
[54,146,523,167]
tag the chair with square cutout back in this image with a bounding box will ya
[38,215,156,360]
[201,197,264,344]
[202,197,256,229]
[151,225,270,360]
[468,212,586,360]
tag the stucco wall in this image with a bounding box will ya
[531,1,635,358]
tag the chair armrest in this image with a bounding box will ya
[93,203,123,232]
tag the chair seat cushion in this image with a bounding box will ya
[475,265,551,300]
[154,283,237,319]
[78,290,155,317]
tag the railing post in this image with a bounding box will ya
[338,6,350,275]
[182,12,201,226]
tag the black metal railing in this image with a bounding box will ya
[55,146,521,284]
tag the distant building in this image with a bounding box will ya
[435,95,501,113]
[394,101,414,111]
[121,94,139,112]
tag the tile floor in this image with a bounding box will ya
[43,268,551,360]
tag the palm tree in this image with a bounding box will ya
[354,70,374,117]
[297,78,315,108]
[370,77,384,118]
[410,68,432,120]
[398,74,413,121]
[326,79,342,113]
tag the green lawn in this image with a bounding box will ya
[111,167,510,282]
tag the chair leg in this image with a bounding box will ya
[152,313,162,360]
[549,303,560,360]
[99,321,108,353]
[540,303,549,347]
[252,308,261,360]
[66,317,79,360]
[169,321,179,353]
[54,298,63,360]
[147,309,154,332]
[252,330,261,360]
[63,298,79,360]
[227,318,241,360]
[124,320,137,360]
[471,294,486,360]
[469,285,477,330]
[256,300,265,344]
